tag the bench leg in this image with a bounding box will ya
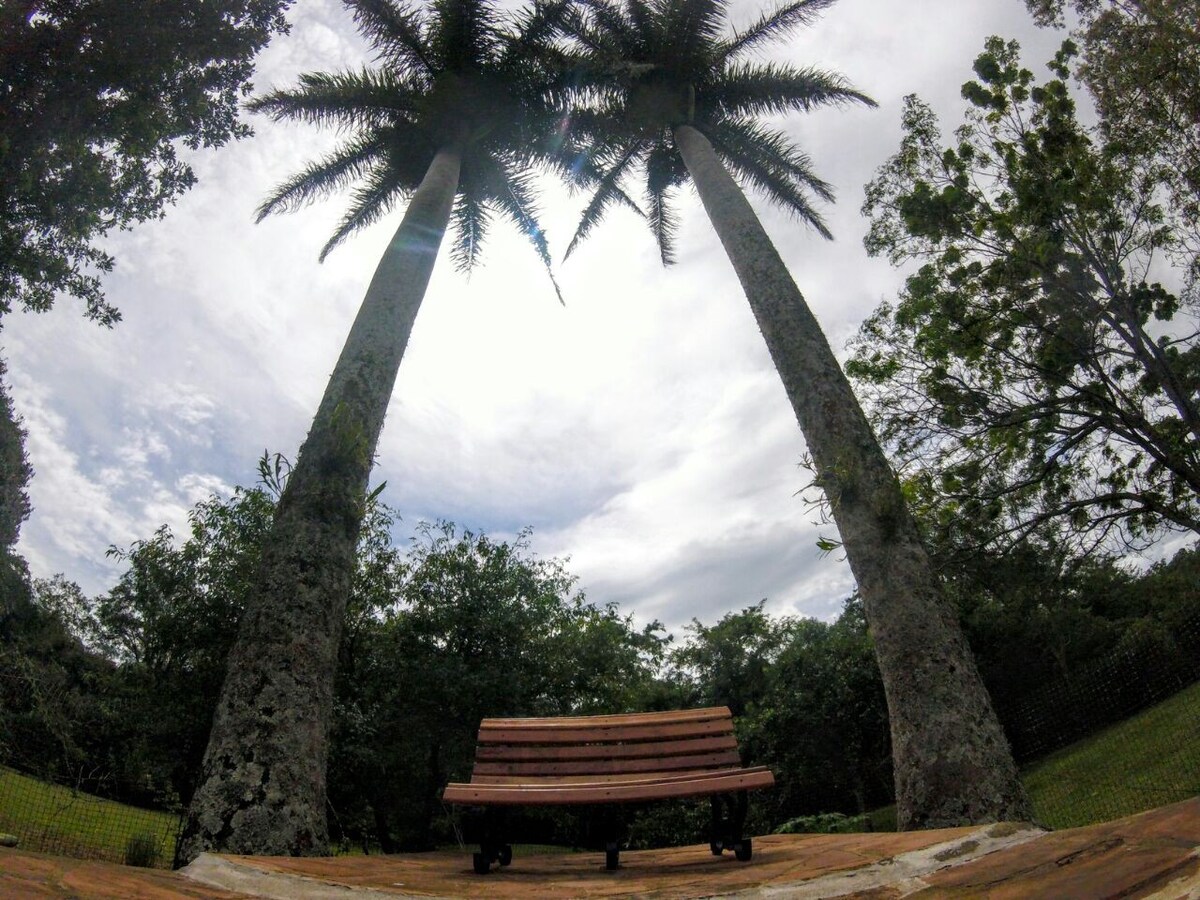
[470,808,512,874]
[597,805,625,870]
[709,792,752,861]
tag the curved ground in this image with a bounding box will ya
[2,797,1197,898]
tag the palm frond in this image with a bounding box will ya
[450,190,492,271]
[708,118,832,237]
[717,0,838,63]
[430,0,498,71]
[707,61,875,118]
[482,158,564,303]
[565,144,646,259]
[645,137,685,264]
[345,0,436,78]
[255,133,392,222]
[319,165,409,261]
[248,69,422,131]
[499,0,571,63]
[666,0,725,66]
[575,0,644,60]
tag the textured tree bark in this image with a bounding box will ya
[178,144,462,862]
[673,124,1032,829]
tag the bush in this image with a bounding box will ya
[124,832,161,868]
[774,811,870,835]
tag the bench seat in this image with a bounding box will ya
[443,706,773,872]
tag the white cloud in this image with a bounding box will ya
[5,0,1100,630]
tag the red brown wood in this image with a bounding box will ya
[474,734,738,763]
[472,749,742,778]
[442,767,775,806]
[480,707,730,728]
[443,706,774,810]
[476,718,731,745]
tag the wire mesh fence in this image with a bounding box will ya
[0,765,183,868]
[2,620,1198,868]
[1003,614,1200,829]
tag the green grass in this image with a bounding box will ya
[0,766,180,868]
[865,679,1200,833]
[1023,679,1200,829]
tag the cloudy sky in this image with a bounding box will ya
[6,0,1072,635]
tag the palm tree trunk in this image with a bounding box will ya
[673,123,1031,829]
[179,143,463,862]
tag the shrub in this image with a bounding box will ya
[774,811,870,834]
[124,832,161,868]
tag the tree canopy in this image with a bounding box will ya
[853,37,1200,556]
[0,0,291,323]
[1025,0,1199,278]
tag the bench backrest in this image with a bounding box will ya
[469,706,743,785]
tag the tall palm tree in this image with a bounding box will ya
[560,0,1032,829]
[179,0,569,861]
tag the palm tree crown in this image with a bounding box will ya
[561,0,874,262]
[249,0,568,283]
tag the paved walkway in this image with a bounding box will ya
[2,797,1197,898]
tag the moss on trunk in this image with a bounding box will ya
[673,123,1031,829]
[178,145,463,862]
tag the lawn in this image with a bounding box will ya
[862,679,1200,833]
[0,766,181,868]
[1022,678,1200,829]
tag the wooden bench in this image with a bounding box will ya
[442,706,774,873]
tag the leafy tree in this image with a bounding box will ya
[760,598,892,819]
[329,521,667,850]
[853,38,1200,557]
[182,0,573,860]
[90,486,276,805]
[0,359,30,553]
[0,574,114,788]
[670,602,790,718]
[0,0,291,322]
[1025,0,1199,277]
[558,0,1030,828]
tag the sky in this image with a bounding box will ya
[5,0,1075,636]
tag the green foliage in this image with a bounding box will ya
[329,519,669,850]
[774,811,870,834]
[669,599,893,825]
[1025,0,1200,278]
[0,359,31,552]
[854,36,1200,557]
[560,0,875,262]
[123,831,163,868]
[0,0,291,322]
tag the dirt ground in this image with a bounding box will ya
[2,796,1198,898]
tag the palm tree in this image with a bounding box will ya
[179,0,569,861]
[559,0,1032,829]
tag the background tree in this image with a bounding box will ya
[560,0,1030,828]
[0,0,291,322]
[1024,0,1199,280]
[329,521,668,851]
[853,38,1200,557]
[0,359,32,609]
[181,0,572,860]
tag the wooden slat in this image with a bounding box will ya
[475,734,738,763]
[472,768,727,785]
[472,750,742,779]
[442,767,775,806]
[481,707,730,729]
[477,718,731,746]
